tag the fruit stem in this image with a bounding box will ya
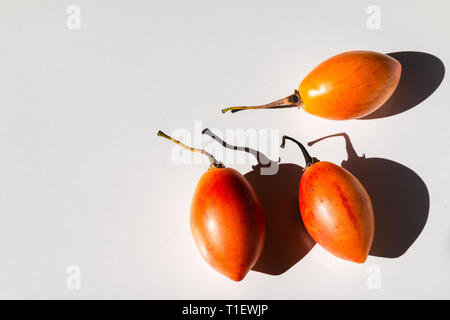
[280,135,319,168]
[222,90,302,114]
[157,130,224,168]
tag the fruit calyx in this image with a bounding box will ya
[280,135,319,169]
[157,130,225,168]
[221,90,302,114]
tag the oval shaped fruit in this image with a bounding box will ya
[299,51,401,120]
[299,161,374,262]
[308,132,430,259]
[281,136,374,263]
[191,167,266,281]
[222,50,401,120]
[157,130,265,281]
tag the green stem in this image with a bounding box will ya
[157,130,223,168]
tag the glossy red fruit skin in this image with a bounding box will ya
[190,167,266,281]
[299,50,401,120]
[299,161,375,263]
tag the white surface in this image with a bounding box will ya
[0,0,449,299]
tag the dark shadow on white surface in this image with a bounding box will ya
[202,129,315,275]
[360,51,445,119]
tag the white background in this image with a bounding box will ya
[0,0,449,299]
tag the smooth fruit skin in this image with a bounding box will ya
[190,167,265,281]
[299,161,375,263]
[299,51,401,120]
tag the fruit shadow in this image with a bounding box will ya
[202,129,315,275]
[308,133,430,258]
[361,51,445,119]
